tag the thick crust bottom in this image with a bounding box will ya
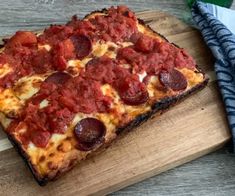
[1,9,209,186]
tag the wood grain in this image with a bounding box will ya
[112,147,235,196]
[0,10,231,195]
[5,0,235,36]
[0,0,192,36]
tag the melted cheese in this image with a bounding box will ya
[26,112,91,174]
[0,64,12,78]
[96,113,117,142]
[39,99,49,109]
[71,113,87,126]
[92,41,134,59]
[138,71,147,82]
[146,76,157,98]
[92,41,109,57]
[100,84,125,119]
[92,41,118,59]
[51,133,67,143]
[119,41,133,47]
[0,74,47,118]
[14,75,45,100]
[27,142,43,167]
[67,58,92,72]
[27,132,69,171]
[38,44,51,51]
[0,89,23,117]
[180,68,204,88]
[101,84,121,107]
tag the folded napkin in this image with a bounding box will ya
[192,1,235,150]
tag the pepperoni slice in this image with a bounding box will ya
[159,69,187,91]
[74,118,106,151]
[70,35,92,59]
[45,72,72,85]
[117,77,149,105]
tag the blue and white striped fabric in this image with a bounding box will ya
[192,1,235,150]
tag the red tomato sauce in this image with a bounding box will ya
[117,34,195,75]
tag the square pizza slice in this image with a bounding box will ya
[0,6,208,185]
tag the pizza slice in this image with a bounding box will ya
[0,6,208,185]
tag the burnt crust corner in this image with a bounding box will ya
[6,133,48,186]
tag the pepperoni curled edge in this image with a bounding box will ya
[159,69,187,91]
[74,118,106,151]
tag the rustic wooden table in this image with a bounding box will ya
[1,0,235,195]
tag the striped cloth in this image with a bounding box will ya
[192,1,235,150]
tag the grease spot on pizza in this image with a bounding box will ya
[39,155,46,162]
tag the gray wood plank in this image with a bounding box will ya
[111,145,235,196]
[0,0,235,195]
[0,0,234,35]
[0,0,192,35]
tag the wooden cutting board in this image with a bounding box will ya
[0,10,231,196]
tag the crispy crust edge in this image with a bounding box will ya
[0,8,209,186]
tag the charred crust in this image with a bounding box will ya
[6,133,49,186]
[0,38,9,48]
[2,38,9,44]
[83,8,108,20]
